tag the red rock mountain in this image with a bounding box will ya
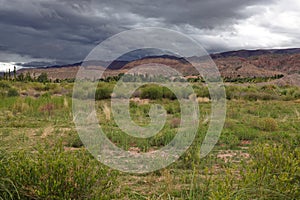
[17,48,300,85]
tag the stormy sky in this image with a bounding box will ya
[0,0,299,68]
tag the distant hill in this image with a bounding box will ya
[211,48,300,59]
[16,48,300,85]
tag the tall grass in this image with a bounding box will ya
[1,80,300,199]
[0,143,118,199]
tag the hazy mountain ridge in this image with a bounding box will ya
[211,48,300,59]
[15,48,300,85]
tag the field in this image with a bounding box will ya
[0,79,299,199]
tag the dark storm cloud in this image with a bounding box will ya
[0,0,285,65]
[101,0,275,28]
[0,0,131,64]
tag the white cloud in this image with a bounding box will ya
[0,62,23,72]
[175,0,300,52]
[0,52,55,63]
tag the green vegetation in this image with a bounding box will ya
[1,144,117,199]
[224,74,284,83]
[0,79,299,199]
[95,84,113,100]
[36,72,49,83]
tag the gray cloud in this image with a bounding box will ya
[0,0,297,66]
[103,0,275,28]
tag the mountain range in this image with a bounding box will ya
[15,48,300,85]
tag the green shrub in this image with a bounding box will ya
[241,92,279,101]
[32,83,46,91]
[293,90,300,99]
[240,144,300,199]
[165,102,180,114]
[66,133,84,148]
[41,92,51,98]
[37,72,49,83]
[257,117,278,132]
[234,128,258,141]
[3,144,117,199]
[0,81,11,89]
[162,87,176,100]
[225,86,241,100]
[141,86,163,100]
[72,87,87,99]
[44,83,57,91]
[7,88,19,97]
[0,150,19,199]
[220,132,240,148]
[95,87,112,100]
[193,85,210,98]
[210,143,300,199]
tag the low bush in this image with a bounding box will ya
[1,144,118,199]
[141,85,163,100]
[220,132,240,148]
[0,150,19,199]
[165,102,180,114]
[95,87,112,100]
[193,85,210,98]
[241,92,279,101]
[0,81,11,89]
[7,88,19,97]
[37,72,49,83]
[162,87,176,100]
[12,100,30,114]
[257,117,278,132]
[72,87,87,99]
[66,133,84,148]
[210,143,300,199]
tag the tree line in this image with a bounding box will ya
[1,66,49,83]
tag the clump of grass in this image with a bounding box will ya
[63,97,69,108]
[2,143,118,199]
[210,143,300,199]
[7,88,19,97]
[95,86,112,100]
[0,150,19,200]
[219,131,240,148]
[66,133,84,148]
[103,103,111,121]
[141,85,163,100]
[4,110,14,120]
[12,100,30,114]
[0,81,11,89]
[257,117,278,132]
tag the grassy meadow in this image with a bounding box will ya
[0,79,299,199]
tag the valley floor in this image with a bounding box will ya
[0,80,299,199]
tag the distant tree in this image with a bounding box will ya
[17,73,25,82]
[37,72,49,83]
[13,66,16,80]
[118,73,124,79]
[14,67,17,80]
[33,72,37,81]
[25,72,32,82]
